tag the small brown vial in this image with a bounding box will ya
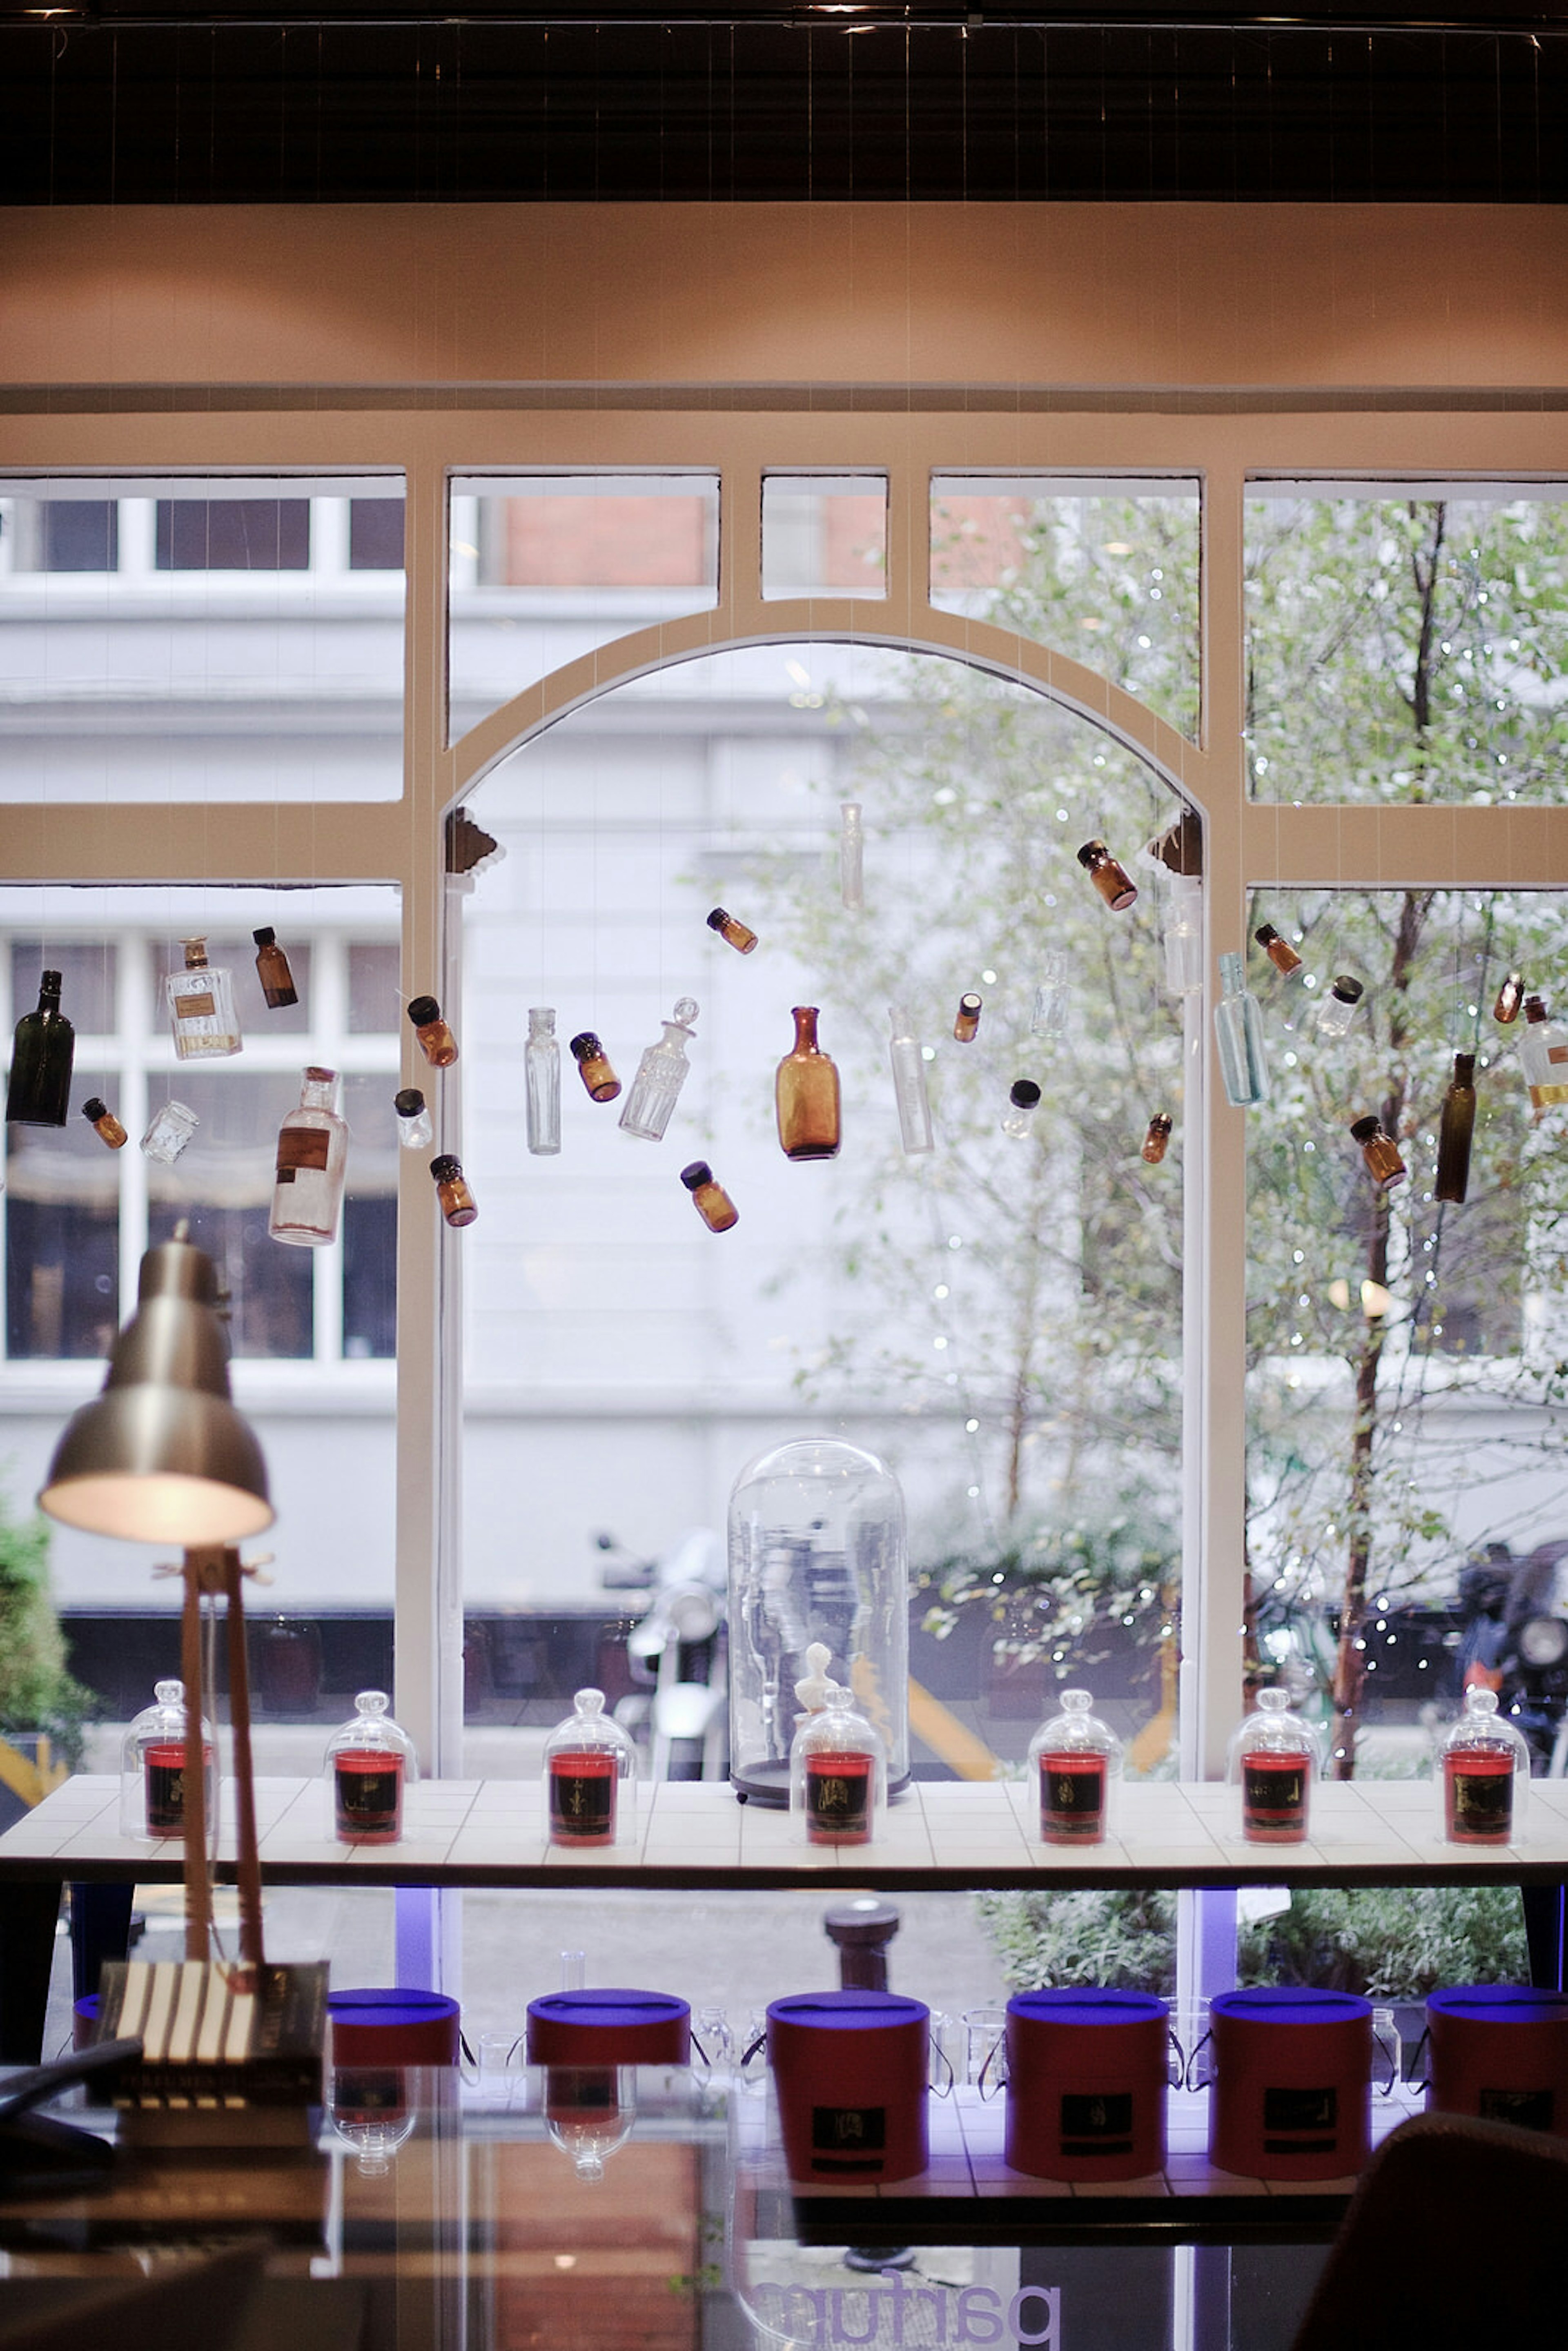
[430,1153,478,1227]
[408,995,459,1068]
[1254,924,1303,977]
[681,1160,739,1231]
[776,1007,842,1161]
[253,927,299,1010]
[953,992,983,1043]
[1494,971,1525,1025]
[570,1031,621,1102]
[81,1096,127,1149]
[1349,1114,1407,1189]
[1142,1112,1173,1165]
[1077,839,1139,913]
[707,906,758,956]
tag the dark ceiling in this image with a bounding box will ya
[2,7,1566,201]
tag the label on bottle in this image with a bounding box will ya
[1039,1752,1107,1844]
[1263,2085,1338,2151]
[1444,1746,1514,1842]
[276,1125,332,1181]
[549,1750,617,1844]
[1550,1046,1568,1065]
[804,1751,872,1844]
[1060,2092,1134,2154]
[1479,2086,1554,2130]
[144,1739,212,1835]
[173,989,217,1021]
[811,2105,886,2169]
[1241,1752,1310,1842]
[334,1749,404,1843]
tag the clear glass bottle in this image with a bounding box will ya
[570,1031,621,1103]
[1316,975,1365,1040]
[252,926,299,1010]
[1214,951,1268,1109]
[81,1096,127,1150]
[1434,1051,1477,1204]
[1349,1113,1407,1190]
[888,1006,934,1156]
[546,2067,637,2182]
[776,1006,841,1161]
[270,1066,348,1246]
[1520,995,1568,1110]
[1002,1078,1041,1138]
[393,1086,433,1148]
[407,994,459,1068]
[707,906,758,956]
[140,1098,199,1164]
[326,1690,418,1845]
[1254,922,1303,977]
[791,1684,886,1847]
[620,997,698,1142]
[1031,948,1070,1037]
[1142,1112,1173,1166]
[680,1159,739,1231]
[1494,970,1525,1025]
[953,992,982,1044]
[1227,1688,1321,1845]
[1077,839,1138,912]
[1439,1686,1529,1846]
[167,938,241,1060]
[1027,1688,1122,1846]
[1163,873,1205,997]
[840,801,864,912]
[526,1007,561,1154]
[543,1687,637,1848]
[6,969,74,1126]
[430,1153,478,1226]
[120,1679,215,1840]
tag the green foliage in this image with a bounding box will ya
[1237,1886,1529,1999]
[917,1492,1174,1682]
[976,1888,1178,1996]
[0,1483,91,1768]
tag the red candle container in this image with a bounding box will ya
[1443,1746,1514,1842]
[526,1989,692,2068]
[1227,1688,1321,1846]
[767,1990,930,2184]
[1027,1690,1121,1846]
[804,1750,873,1845]
[1426,1986,1568,2133]
[327,1988,461,2067]
[1208,1988,1372,2180]
[549,1749,619,1845]
[144,1739,214,1836]
[1004,1989,1169,2180]
[791,1684,886,1846]
[334,1748,405,1843]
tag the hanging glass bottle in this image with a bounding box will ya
[326,1690,418,1845]
[430,1153,478,1226]
[776,1007,841,1160]
[1142,1113,1173,1165]
[1494,971,1525,1025]
[1214,953,1268,1109]
[1162,873,1205,997]
[1227,1688,1321,1845]
[1348,1114,1406,1190]
[888,1007,934,1155]
[1316,975,1365,1040]
[407,994,459,1068]
[1254,923,1303,977]
[252,927,299,1010]
[840,801,865,911]
[791,1684,886,1847]
[1077,839,1138,912]
[1434,1052,1477,1204]
[81,1096,127,1149]
[1438,1687,1529,1846]
[394,1087,433,1149]
[1031,948,1070,1037]
[619,998,698,1142]
[120,1679,215,1840]
[953,992,982,1044]
[526,1007,561,1154]
[1027,1688,1122,1846]
[167,938,241,1060]
[1519,995,1568,1111]
[546,2068,637,2182]
[1002,1079,1041,1138]
[270,1066,349,1247]
[707,906,758,955]
[680,1160,739,1231]
[6,970,74,1126]
[543,1687,637,1848]
[140,1099,199,1164]
[570,1031,621,1102]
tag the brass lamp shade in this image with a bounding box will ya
[39,1234,274,1545]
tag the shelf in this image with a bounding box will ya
[4,1774,1567,1890]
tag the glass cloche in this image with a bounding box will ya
[543,1687,637,1847]
[326,1690,419,1845]
[1439,1685,1530,1846]
[728,1437,909,1805]
[791,1683,886,1846]
[1227,1688,1323,1845]
[1027,1688,1123,1846]
[120,1678,215,1841]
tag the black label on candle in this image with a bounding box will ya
[146,1758,187,1834]
[1041,1763,1105,1834]
[811,2106,886,2168]
[550,1769,615,1839]
[1243,1760,1306,1828]
[1450,1768,1512,1836]
[1479,2086,1554,2131]
[805,1759,870,1839]
[1060,2092,1134,2154]
[336,1764,401,1839]
[1263,2086,1337,2137]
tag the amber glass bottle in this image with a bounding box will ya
[681,1160,739,1231]
[1349,1114,1407,1189]
[1254,923,1303,977]
[1142,1113,1173,1165]
[252,927,299,1010]
[775,1008,841,1161]
[1076,839,1138,912]
[570,1031,621,1102]
[408,995,459,1068]
[1434,1053,1477,1205]
[707,906,758,955]
[81,1097,128,1149]
[953,992,982,1043]
[1494,971,1525,1025]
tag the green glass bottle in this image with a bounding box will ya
[6,969,74,1127]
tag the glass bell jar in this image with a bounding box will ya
[543,1686,638,1847]
[1227,1688,1322,1845]
[727,1437,909,1805]
[1027,1688,1123,1846]
[326,1690,419,1845]
[120,1678,216,1841]
[1438,1686,1530,1846]
[791,1683,886,1846]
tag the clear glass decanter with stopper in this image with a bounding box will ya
[1227,1688,1321,1844]
[270,1065,349,1246]
[776,1007,841,1160]
[167,938,241,1060]
[620,998,698,1142]
[1027,1688,1123,1846]
[120,1679,215,1840]
[326,1689,419,1844]
[1439,1686,1529,1846]
[790,1684,886,1847]
[543,1687,637,1848]
[526,1006,561,1154]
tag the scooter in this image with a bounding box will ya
[599,1526,728,1782]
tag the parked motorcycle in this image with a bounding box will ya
[1454,1539,1568,1775]
[596,1526,728,1781]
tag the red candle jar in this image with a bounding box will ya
[791,1684,885,1846]
[549,1749,619,1845]
[1027,1690,1121,1847]
[805,1750,873,1845]
[1228,1688,1320,1846]
[335,1748,405,1843]
[1438,1688,1527,1846]
[144,1740,212,1835]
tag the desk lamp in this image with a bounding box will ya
[39,1223,274,1967]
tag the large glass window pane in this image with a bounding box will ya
[1245,481,1568,805]
[448,473,719,743]
[761,473,887,599]
[156,499,310,571]
[930,475,1201,739]
[5,1063,119,1358]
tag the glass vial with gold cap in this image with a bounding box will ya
[1077,839,1138,912]
[1349,1114,1407,1190]
[544,1687,637,1848]
[776,1007,841,1160]
[620,998,698,1142]
[681,1160,738,1231]
[1434,1053,1477,1204]
[407,994,458,1068]
[327,1690,418,1846]
[707,906,757,955]
[570,1031,621,1102]
[430,1153,478,1226]
[1520,995,1568,1110]
[270,1066,349,1246]
[167,938,241,1060]
[81,1097,127,1150]
[252,927,299,1009]
[1142,1112,1173,1165]
[6,971,75,1126]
